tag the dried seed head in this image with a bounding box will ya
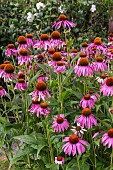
[40,34,49,41]
[57,117,64,124]
[17,36,26,44]
[82,108,91,116]
[4,64,14,73]
[19,49,28,56]
[51,31,60,39]
[58,14,66,21]
[52,52,62,61]
[36,81,47,91]
[79,58,89,66]
[106,77,113,86]
[94,37,102,45]
[69,134,79,144]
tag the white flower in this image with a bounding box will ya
[36,2,45,10]
[58,5,66,13]
[34,13,39,17]
[71,123,87,137]
[27,12,33,17]
[90,4,96,13]
[27,12,34,22]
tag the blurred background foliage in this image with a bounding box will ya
[1,0,113,62]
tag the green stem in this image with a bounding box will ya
[90,131,96,169]
[111,147,113,168]
[58,73,63,113]
[84,77,87,94]
[76,154,80,170]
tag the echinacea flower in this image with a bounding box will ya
[52,114,69,132]
[100,77,113,96]
[48,52,62,67]
[26,34,34,48]
[76,108,97,129]
[18,49,31,65]
[54,61,66,73]
[92,130,103,139]
[29,81,51,101]
[96,73,108,84]
[0,86,6,98]
[62,134,88,156]
[17,36,27,50]
[74,58,93,77]
[52,14,75,29]
[0,64,6,78]
[89,90,100,102]
[80,94,95,109]
[5,44,17,57]
[3,64,15,82]
[37,74,48,82]
[50,31,63,49]
[14,79,27,91]
[29,98,40,116]
[80,42,90,55]
[37,54,44,63]
[92,56,107,72]
[55,156,64,165]
[76,52,88,65]
[47,48,55,56]
[88,37,107,55]
[71,123,87,137]
[102,128,113,148]
[33,34,50,50]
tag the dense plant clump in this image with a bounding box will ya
[0,0,113,170]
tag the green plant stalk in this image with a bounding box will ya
[90,131,96,169]
[76,153,80,170]
[84,77,87,94]
[111,147,113,168]
[1,98,9,122]
[11,55,16,71]
[58,73,63,113]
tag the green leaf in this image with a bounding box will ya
[66,40,74,48]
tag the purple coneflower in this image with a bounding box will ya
[96,73,108,84]
[52,14,75,29]
[17,36,27,50]
[0,86,6,98]
[71,123,87,137]
[80,94,95,109]
[5,44,17,57]
[89,90,100,102]
[29,98,40,116]
[18,49,31,65]
[54,61,66,73]
[3,64,15,82]
[102,128,113,148]
[88,37,107,55]
[52,114,69,132]
[33,34,50,50]
[50,31,63,49]
[62,134,88,156]
[0,64,6,78]
[100,77,113,96]
[26,34,34,48]
[29,81,51,101]
[37,74,48,82]
[74,58,93,77]
[55,156,64,165]
[92,56,107,72]
[48,52,62,67]
[76,108,97,129]
[14,78,27,91]
[80,42,90,55]
[92,130,103,139]
[109,108,113,114]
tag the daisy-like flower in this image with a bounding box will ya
[54,61,66,73]
[107,48,113,61]
[33,34,50,50]
[88,37,107,55]
[37,74,48,82]
[62,134,88,156]
[71,123,87,137]
[80,42,90,55]
[52,14,75,29]
[50,31,63,49]
[74,58,93,77]
[96,73,108,84]
[0,64,6,78]
[52,114,69,132]
[76,52,87,65]
[29,81,51,101]
[90,4,96,12]
[102,128,113,148]
[80,94,95,109]
[14,78,27,91]
[92,56,107,72]
[27,12,34,22]
[100,77,113,96]
[5,44,17,57]
[18,71,25,79]
[17,36,27,50]
[38,102,50,117]
[36,2,45,10]
[70,49,78,58]
[18,49,31,65]
[3,64,15,82]
[55,156,64,165]
[47,48,55,56]
[26,34,34,48]
[48,52,62,67]
[37,54,44,63]
[89,90,100,102]
[0,86,6,98]
[76,108,97,129]
[29,98,41,116]
[92,130,103,139]
[108,33,113,45]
